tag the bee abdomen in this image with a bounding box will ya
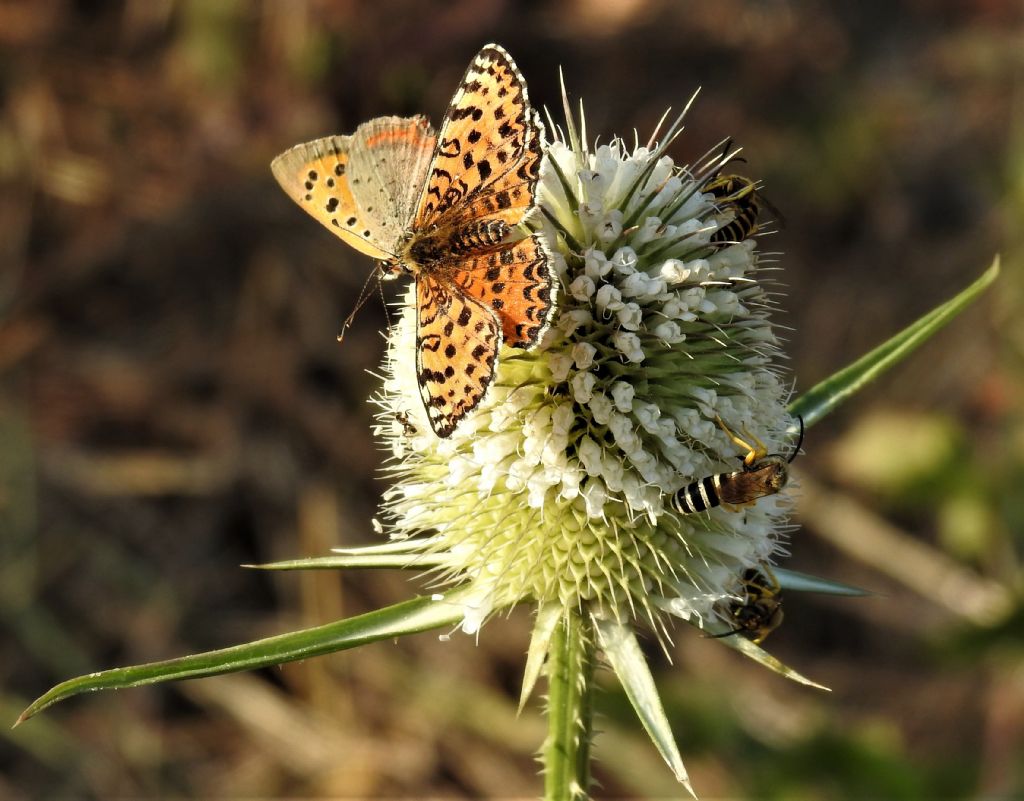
[704,174,762,244]
[672,474,723,514]
[672,466,777,514]
[711,208,760,244]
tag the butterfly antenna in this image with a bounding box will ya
[337,265,384,344]
[377,270,393,333]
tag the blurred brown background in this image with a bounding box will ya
[1,0,1021,798]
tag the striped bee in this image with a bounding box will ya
[711,567,784,644]
[703,174,767,245]
[671,416,803,515]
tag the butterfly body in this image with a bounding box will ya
[272,45,555,438]
[390,218,510,274]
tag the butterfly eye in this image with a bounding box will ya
[379,260,403,280]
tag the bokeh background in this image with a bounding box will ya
[1,0,1021,798]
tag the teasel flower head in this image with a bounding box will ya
[372,93,797,642]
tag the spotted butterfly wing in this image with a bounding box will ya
[414,45,545,234]
[272,116,436,259]
[449,234,553,346]
[411,44,555,437]
[422,45,553,348]
[272,46,555,440]
[415,279,500,437]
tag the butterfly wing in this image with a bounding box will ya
[409,45,556,437]
[412,44,545,232]
[451,232,555,348]
[416,274,500,437]
[272,116,436,259]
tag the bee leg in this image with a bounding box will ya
[714,415,768,467]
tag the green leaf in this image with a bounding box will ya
[521,602,562,713]
[594,617,694,798]
[331,537,440,554]
[245,538,446,571]
[789,257,999,426]
[246,553,445,570]
[17,589,470,725]
[714,633,831,691]
[773,567,872,596]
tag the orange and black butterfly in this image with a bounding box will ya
[272,45,556,437]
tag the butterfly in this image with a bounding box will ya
[271,44,556,438]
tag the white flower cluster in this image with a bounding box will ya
[373,122,795,630]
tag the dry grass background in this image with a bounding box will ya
[1,1,1022,797]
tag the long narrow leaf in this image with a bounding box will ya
[773,567,871,596]
[331,536,441,554]
[789,258,999,426]
[594,617,694,798]
[246,553,446,570]
[714,633,830,690]
[521,602,562,713]
[17,589,470,724]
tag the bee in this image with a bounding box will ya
[703,174,764,245]
[671,416,803,515]
[710,567,784,644]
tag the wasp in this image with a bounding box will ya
[671,416,803,515]
[710,567,784,644]
[703,174,766,245]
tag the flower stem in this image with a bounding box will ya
[544,610,595,801]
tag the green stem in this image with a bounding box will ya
[544,610,595,801]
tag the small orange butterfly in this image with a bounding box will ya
[272,44,556,437]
